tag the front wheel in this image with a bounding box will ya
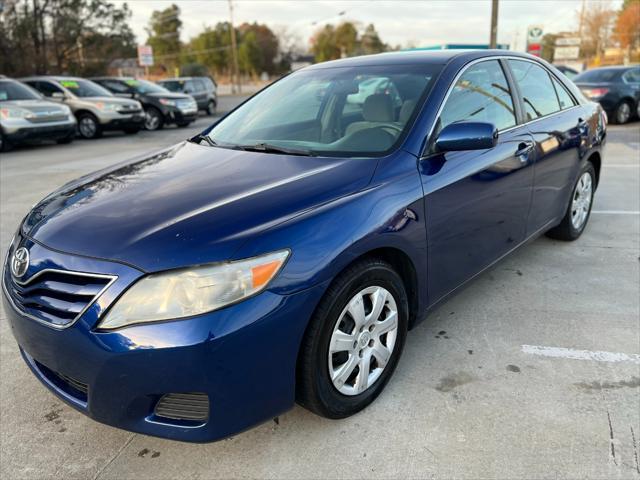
[296,258,408,418]
[77,113,102,139]
[144,107,163,131]
[206,100,217,116]
[546,162,595,241]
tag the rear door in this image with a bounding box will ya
[506,59,586,233]
[421,59,536,303]
[187,80,207,109]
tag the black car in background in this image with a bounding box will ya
[554,65,580,80]
[91,77,198,130]
[157,77,217,115]
[574,65,640,124]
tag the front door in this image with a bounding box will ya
[419,59,535,304]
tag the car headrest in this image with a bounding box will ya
[363,94,394,122]
[399,99,417,124]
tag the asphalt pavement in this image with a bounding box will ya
[0,98,639,479]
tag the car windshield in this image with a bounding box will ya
[204,63,441,157]
[59,79,112,97]
[0,80,41,101]
[158,80,185,92]
[126,79,169,94]
[574,69,621,83]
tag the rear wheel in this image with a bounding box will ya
[77,113,102,139]
[144,107,163,131]
[613,100,632,124]
[546,162,595,241]
[296,258,408,418]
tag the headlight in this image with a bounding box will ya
[99,250,290,329]
[94,102,121,112]
[0,106,35,120]
[159,98,177,106]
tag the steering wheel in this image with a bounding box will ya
[371,124,403,136]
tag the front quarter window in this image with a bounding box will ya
[205,64,441,157]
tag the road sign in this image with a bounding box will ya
[137,45,154,67]
[556,37,581,47]
[527,25,544,45]
[554,46,580,61]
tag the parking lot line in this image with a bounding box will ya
[522,345,640,364]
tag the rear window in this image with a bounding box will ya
[0,80,41,101]
[574,69,621,83]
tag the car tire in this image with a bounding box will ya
[0,131,13,152]
[77,113,102,139]
[144,107,164,131]
[296,258,408,419]
[546,162,596,241]
[612,100,632,124]
[123,127,141,134]
[206,100,217,116]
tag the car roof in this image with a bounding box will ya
[303,49,536,70]
[20,75,88,82]
[585,65,638,71]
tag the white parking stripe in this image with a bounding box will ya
[591,210,640,215]
[522,345,640,365]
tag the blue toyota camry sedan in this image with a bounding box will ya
[2,50,606,442]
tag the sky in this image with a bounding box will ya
[110,0,623,52]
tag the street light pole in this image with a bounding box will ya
[228,0,241,94]
[489,0,499,49]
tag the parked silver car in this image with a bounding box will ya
[0,78,76,152]
[20,76,144,139]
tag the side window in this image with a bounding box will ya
[34,81,64,97]
[195,79,207,91]
[439,60,516,131]
[185,80,197,93]
[622,69,640,84]
[551,77,576,110]
[509,60,561,120]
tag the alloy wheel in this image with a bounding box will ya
[616,102,631,124]
[328,286,399,396]
[79,116,97,138]
[145,110,161,130]
[571,171,593,230]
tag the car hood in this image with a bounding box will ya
[22,142,375,272]
[1,99,68,112]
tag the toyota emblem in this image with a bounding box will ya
[10,247,29,278]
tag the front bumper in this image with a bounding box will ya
[161,106,198,124]
[2,237,325,442]
[2,119,76,142]
[93,111,145,130]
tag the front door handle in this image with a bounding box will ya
[515,141,534,158]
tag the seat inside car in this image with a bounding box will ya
[345,94,395,136]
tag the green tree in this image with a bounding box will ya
[146,4,182,69]
[310,24,340,62]
[310,22,387,62]
[334,22,358,57]
[238,22,279,75]
[188,23,232,75]
[0,0,136,76]
[238,30,261,77]
[360,24,386,55]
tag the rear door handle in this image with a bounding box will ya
[515,141,534,157]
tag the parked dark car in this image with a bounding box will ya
[1,78,76,151]
[574,65,640,124]
[157,77,217,115]
[554,65,580,80]
[91,77,198,130]
[2,50,605,442]
[21,76,144,139]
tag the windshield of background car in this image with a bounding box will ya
[205,63,442,157]
[574,69,620,83]
[0,80,41,101]
[158,80,184,92]
[126,79,170,94]
[59,79,112,97]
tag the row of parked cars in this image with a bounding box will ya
[0,75,218,152]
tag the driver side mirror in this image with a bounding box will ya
[435,121,498,152]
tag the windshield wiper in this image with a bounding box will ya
[234,143,316,157]
[189,133,218,147]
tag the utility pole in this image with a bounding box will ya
[228,0,241,94]
[489,0,499,49]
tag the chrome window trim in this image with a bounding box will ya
[3,267,118,331]
[424,55,582,155]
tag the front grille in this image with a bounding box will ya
[5,269,115,328]
[155,393,209,422]
[27,114,69,123]
[117,106,142,114]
